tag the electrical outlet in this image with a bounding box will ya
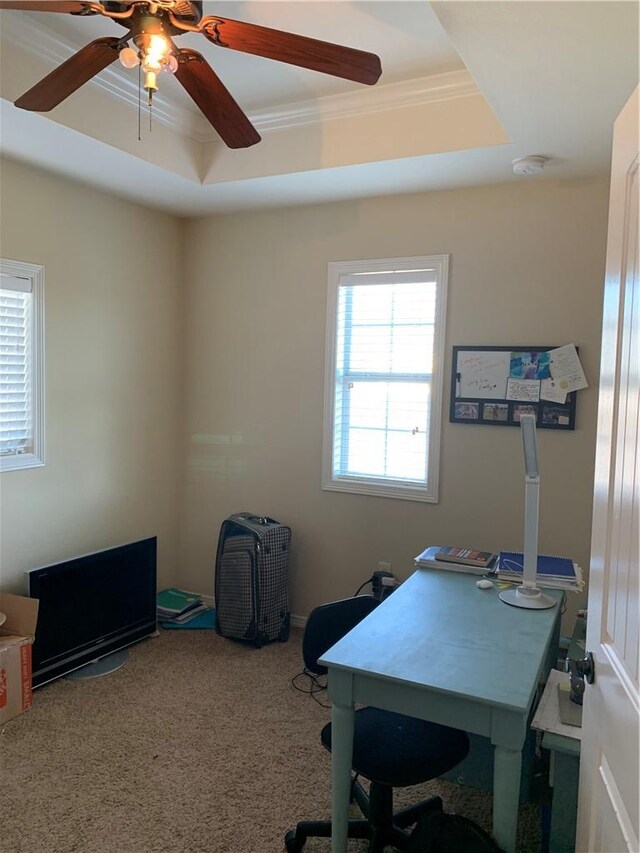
[372,567,395,601]
[377,561,392,572]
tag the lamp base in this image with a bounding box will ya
[499,586,556,609]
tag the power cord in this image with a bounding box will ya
[290,576,373,711]
[291,668,331,708]
[353,576,374,597]
[353,572,397,601]
[292,572,397,710]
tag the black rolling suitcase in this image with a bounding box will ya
[214,513,291,647]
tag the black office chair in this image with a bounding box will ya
[285,595,470,852]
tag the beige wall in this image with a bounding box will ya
[0,158,183,591]
[181,178,610,629]
[0,162,610,633]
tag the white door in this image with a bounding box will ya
[575,86,639,853]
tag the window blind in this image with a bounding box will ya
[0,275,33,457]
[332,273,437,485]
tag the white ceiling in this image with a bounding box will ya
[0,1,638,216]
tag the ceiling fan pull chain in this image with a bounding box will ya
[137,61,141,142]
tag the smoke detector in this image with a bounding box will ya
[512,156,548,175]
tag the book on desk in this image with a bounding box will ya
[434,546,496,568]
[415,546,498,576]
[498,551,584,591]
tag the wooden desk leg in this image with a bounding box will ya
[493,745,522,853]
[330,701,355,853]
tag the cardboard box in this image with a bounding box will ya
[0,593,38,725]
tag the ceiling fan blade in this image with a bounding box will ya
[0,1,93,10]
[175,49,260,149]
[200,16,382,85]
[15,36,121,112]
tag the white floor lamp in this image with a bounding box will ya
[499,413,556,610]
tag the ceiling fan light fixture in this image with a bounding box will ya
[164,54,178,74]
[119,46,140,69]
[126,33,174,97]
[144,68,158,94]
[142,33,170,71]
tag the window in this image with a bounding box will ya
[323,255,448,502]
[0,259,45,472]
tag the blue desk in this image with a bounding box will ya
[319,569,563,853]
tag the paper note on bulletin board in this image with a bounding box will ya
[457,351,510,399]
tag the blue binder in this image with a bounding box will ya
[499,551,575,579]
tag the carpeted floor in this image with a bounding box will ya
[0,629,543,852]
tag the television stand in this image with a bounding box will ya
[65,648,129,680]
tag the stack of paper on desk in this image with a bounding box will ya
[414,546,498,576]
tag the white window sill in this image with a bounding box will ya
[1,454,45,473]
[322,477,438,503]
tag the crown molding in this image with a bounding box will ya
[1,11,480,145]
[249,70,478,135]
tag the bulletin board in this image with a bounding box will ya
[450,345,578,430]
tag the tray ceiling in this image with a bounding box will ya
[0,1,637,215]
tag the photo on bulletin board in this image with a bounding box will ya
[450,345,578,430]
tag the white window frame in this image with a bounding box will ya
[0,258,45,473]
[322,254,448,503]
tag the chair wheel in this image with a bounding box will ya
[284,829,304,852]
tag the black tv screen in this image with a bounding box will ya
[26,537,157,687]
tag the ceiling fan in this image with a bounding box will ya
[0,0,383,148]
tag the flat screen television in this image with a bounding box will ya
[26,537,157,687]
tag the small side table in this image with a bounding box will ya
[532,669,582,853]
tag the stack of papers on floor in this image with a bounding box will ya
[414,546,498,576]
[498,552,584,592]
[157,588,209,624]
